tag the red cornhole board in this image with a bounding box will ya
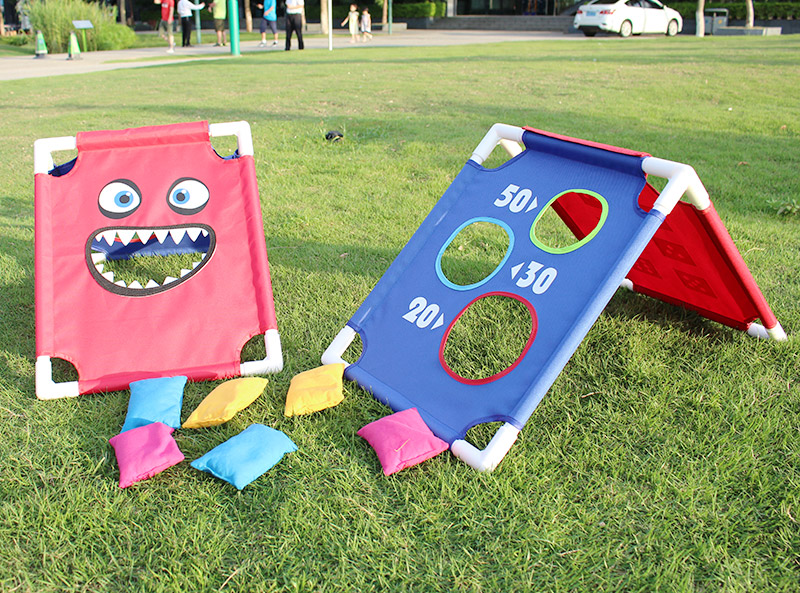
[33,121,283,399]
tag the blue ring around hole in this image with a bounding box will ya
[435,217,514,291]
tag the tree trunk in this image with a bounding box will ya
[745,0,754,27]
[320,0,329,34]
[118,0,126,25]
[0,2,6,37]
[244,0,253,32]
[382,0,387,25]
[695,0,705,36]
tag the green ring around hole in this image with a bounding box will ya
[530,189,608,254]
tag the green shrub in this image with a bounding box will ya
[668,1,800,21]
[393,1,436,18]
[25,0,136,53]
[1,33,32,46]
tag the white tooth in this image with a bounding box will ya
[145,280,159,288]
[154,229,170,244]
[117,229,136,246]
[91,253,106,264]
[192,261,201,269]
[95,264,104,273]
[138,229,155,243]
[128,281,143,289]
[115,280,127,287]
[164,276,178,284]
[102,271,115,282]
[180,268,192,277]
[187,228,202,242]
[169,228,186,244]
[200,252,207,259]
[100,230,117,245]
[201,229,209,237]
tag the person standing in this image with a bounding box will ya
[284,0,304,51]
[360,7,372,42]
[257,0,279,47]
[340,4,359,44]
[177,0,205,47]
[208,0,227,46]
[158,0,176,53]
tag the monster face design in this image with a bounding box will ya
[86,177,216,296]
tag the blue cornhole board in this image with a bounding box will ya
[323,124,716,471]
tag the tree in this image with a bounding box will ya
[1,0,5,36]
[695,0,705,36]
[745,0,754,27]
[320,0,329,34]
[243,0,252,32]
[118,0,126,25]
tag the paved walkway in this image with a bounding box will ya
[0,29,573,81]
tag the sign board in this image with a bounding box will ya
[71,20,94,30]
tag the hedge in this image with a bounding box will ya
[392,1,447,18]
[668,1,800,20]
[25,0,136,52]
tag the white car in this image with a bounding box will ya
[574,0,683,37]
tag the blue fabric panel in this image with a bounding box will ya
[344,130,659,443]
[92,232,211,260]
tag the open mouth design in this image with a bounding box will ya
[85,224,216,297]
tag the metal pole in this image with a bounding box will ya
[388,0,392,34]
[229,0,240,56]
[327,0,333,50]
[194,7,202,44]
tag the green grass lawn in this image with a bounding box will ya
[1,35,799,592]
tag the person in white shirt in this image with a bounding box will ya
[177,0,205,47]
[285,0,304,51]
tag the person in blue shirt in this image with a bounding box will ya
[257,0,279,47]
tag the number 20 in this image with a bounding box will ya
[402,296,444,329]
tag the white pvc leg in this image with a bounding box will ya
[321,326,356,367]
[240,329,284,375]
[747,322,788,341]
[451,423,521,472]
[35,356,80,400]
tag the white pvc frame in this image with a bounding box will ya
[34,121,282,400]
[323,122,786,471]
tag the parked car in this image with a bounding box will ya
[573,0,683,37]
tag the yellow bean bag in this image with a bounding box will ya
[284,363,345,417]
[182,377,268,429]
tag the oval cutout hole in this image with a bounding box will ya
[440,293,536,384]
[530,190,607,254]
[437,219,511,290]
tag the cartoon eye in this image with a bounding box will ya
[167,178,209,215]
[98,180,141,219]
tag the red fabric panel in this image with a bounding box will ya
[35,122,277,393]
[627,184,777,330]
[548,181,778,331]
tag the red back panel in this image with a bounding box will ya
[628,184,777,330]
[549,181,777,331]
[35,121,278,393]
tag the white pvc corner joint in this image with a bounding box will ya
[470,123,525,165]
[321,326,356,367]
[34,136,77,175]
[208,121,254,157]
[240,329,284,375]
[35,356,80,400]
[451,423,520,472]
[642,157,711,215]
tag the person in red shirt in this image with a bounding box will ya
[158,0,176,53]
